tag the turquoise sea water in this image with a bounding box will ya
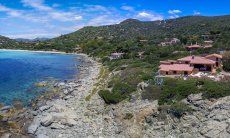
[0,50,80,106]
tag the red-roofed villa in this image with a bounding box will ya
[159,54,222,75]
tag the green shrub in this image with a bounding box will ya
[202,81,230,99]
[196,80,204,86]
[101,56,110,63]
[141,85,162,101]
[99,82,136,104]
[112,82,135,95]
[98,90,123,104]
[0,114,3,120]
[159,78,199,104]
[169,102,193,118]
[223,51,230,71]
[159,78,230,105]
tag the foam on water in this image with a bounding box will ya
[0,50,80,106]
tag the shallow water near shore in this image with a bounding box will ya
[0,50,80,106]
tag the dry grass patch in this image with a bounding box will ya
[85,66,110,101]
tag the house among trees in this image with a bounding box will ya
[203,40,214,48]
[185,44,201,51]
[109,52,124,60]
[204,40,214,45]
[159,54,222,75]
[159,38,180,46]
[186,41,214,51]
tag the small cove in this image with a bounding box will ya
[0,50,81,106]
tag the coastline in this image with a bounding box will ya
[26,54,101,137]
[1,50,230,137]
[0,48,73,54]
[0,52,101,137]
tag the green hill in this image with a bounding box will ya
[1,15,230,52]
[31,15,229,52]
[51,15,230,43]
[0,35,19,49]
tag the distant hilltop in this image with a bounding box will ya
[14,37,50,43]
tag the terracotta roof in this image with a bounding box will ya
[178,56,216,65]
[186,45,201,49]
[160,64,194,72]
[205,54,222,59]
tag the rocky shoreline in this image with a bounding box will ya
[26,54,102,137]
[0,54,101,137]
[1,54,230,138]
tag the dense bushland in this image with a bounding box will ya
[223,51,230,71]
[158,78,230,105]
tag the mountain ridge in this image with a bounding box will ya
[1,15,230,51]
[50,15,230,44]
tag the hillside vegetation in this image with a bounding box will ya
[1,15,230,52]
[0,35,19,49]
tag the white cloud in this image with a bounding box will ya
[21,0,52,11]
[121,6,134,11]
[21,0,83,22]
[84,5,107,12]
[168,9,182,14]
[0,4,47,22]
[194,11,201,15]
[0,4,23,17]
[74,15,83,21]
[0,2,164,38]
[137,11,163,21]
[168,9,182,19]
[87,15,123,26]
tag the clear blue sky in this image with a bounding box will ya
[0,0,229,39]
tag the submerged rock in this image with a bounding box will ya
[34,81,48,87]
